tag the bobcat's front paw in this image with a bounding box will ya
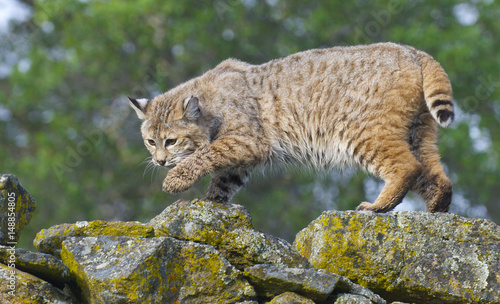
[356,202,391,213]
[162,167,196,193]
[356,202,374,211]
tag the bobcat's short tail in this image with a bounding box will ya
[417,50,454,127]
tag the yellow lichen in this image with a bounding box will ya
[295,212,404,293]
[60,236,255,303]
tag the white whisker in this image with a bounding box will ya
[142,156,157,180]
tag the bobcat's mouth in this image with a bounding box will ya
[159,161,175,168]
[153,159,175,168]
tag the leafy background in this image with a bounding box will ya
[1,0,499,250]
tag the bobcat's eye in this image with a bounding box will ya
[147,139,156,146]
[165,139,177,147]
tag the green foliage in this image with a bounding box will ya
[1,0,499,249]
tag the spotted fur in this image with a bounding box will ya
[129,42,453,212]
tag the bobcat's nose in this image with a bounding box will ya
[157,160,166,166]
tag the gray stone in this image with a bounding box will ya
[33,220,154,258]
[268,292,316,304]
[243,264,340,302]
[0,262,77,303]
[33,223,72,258]
[0,174,36,245]
[335,275,386,304]
[334,293,373,304]
[294,210,500,303]
[0,245,72,286]
[61,235,256,304]
[150,199,309,269]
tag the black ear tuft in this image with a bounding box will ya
[128,96,149,120]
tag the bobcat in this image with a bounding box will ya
[129,42,453,212]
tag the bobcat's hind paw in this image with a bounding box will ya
[162,167,196,193]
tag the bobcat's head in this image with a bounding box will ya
[129,95,212,167]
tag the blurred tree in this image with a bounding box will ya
[1,0,499,249]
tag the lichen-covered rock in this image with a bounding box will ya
[243,264,340,302]
[334,275,386,304]
[150,199,309,269]
[34,220,154,258]
[0,174,36,245]
[61,235,256,303]
[0,245,72,286]
[294,210,500,303]
[0,263,77,303]
[268,292,316,304]
[333,294,373,304]
[243,264,385,304]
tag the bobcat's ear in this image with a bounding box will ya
[174,96,200,120]
[128,97,149,120]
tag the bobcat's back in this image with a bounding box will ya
[237,43,453,175]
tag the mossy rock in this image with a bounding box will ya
[243,264,341,302]
[267,292,316,304]
[0,174,36,245]
[0,262,77,303]
[0,245,72,286]
[34,220,154,258]
[150,199,309,269]
[294,210,500,303]
[61,235,256,303]
[333,293,374,304]
[244,264,384,304]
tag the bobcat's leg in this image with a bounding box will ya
[356,140,422,212]
[204,168,250,203]
[163,135,266,194]
[409,114,452,212]
[412,162,452,212]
